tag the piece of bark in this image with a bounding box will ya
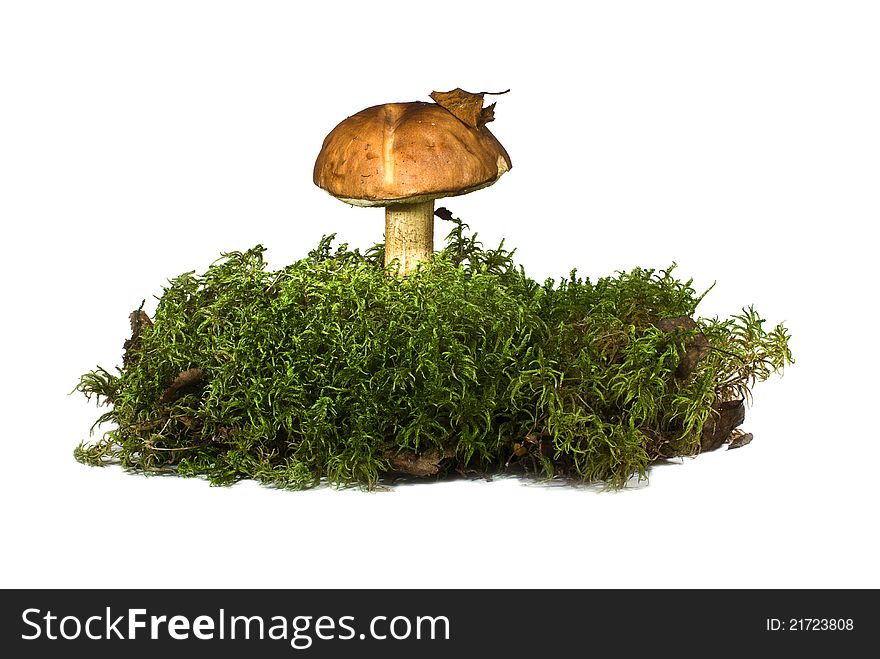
[656,316,712,378]
[701,399,745,452]
[160,368,206,403]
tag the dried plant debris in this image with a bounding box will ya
[430,88,509,128]
[75,212,793,490]
[160,368,206,404]
[122,305,152,367]
[728,431,754,450]
[385,447,455,477]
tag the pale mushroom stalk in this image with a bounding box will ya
[384,200,434,274]
[313,95,511,276]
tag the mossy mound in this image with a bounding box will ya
[75,213,792,489]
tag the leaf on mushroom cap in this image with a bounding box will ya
[479,102,496,126]
[430,88,507,128]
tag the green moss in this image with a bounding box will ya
[75,215,793,489]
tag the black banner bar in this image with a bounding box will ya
[1,589,873,656]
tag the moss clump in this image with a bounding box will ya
[75,214,793,489]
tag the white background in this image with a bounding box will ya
[1,0,878,589]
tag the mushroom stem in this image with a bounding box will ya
[384,200,434,275]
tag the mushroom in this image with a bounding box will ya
[313,93,511,275]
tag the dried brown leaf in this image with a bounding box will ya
[479,102,496,127]
[430,88,484,128]
[430,88,507,128]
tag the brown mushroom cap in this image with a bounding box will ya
[313,102,511,207]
